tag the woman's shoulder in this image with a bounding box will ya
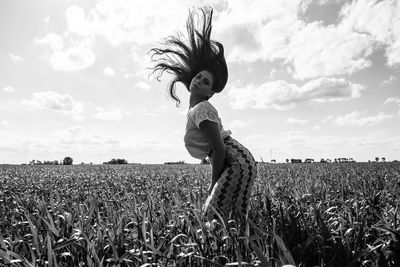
[193,100,217,113]
[189,100,220,126]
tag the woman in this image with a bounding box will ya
[150,8,257,218]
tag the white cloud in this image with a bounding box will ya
[334,111,394,127]
[287,117,307,124]
[22,91,84,120]
[214,0,400,79]
[275,131,309,148]
[32,0,400,78]
[382,75,397,85]
[9,53,24,62]
[94,108,123,121]
[267,131,400,162]
[134,81,150,91]
[3,86,16,94]
[384,97,400,105]
[0,120,9,127]
[228,77,364,110]
[228,120,249,130]
[55,126,119,146]
[313,125,321,130]
[0,127,127,164]
[384,97,400,115]
[340,0,400,67]
[290,0,400,78]
[322,115,334,122]
[216,0,302,63]
[104,66,115,76]
[64,1,189,46]
[288,22,374,79]
[35,32,95,72]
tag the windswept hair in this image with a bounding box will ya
[149,7,228,106]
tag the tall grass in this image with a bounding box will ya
[1,163,399,266]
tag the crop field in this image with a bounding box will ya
[1,162,399,267]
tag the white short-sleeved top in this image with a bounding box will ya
[184,101,231,160]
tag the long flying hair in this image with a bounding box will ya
[149,7,228,106]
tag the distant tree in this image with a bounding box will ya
[382,157,386,162]
[104,158,128,164]
[63,157,73,165]
[375,157,379,162]
[286,159,289,163]
[117,158,128,164]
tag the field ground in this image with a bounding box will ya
[1,162,400,266]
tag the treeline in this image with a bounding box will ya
[27,157,73,165]
[164,161,185,165]
[103,158,128,165]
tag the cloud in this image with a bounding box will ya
[384,97,400,115]
[228,77,364,110]
[288,22,374,79]
[0,120,9,127]
[55,126,119,146]
[34,32,95,72]
[216,0,302,62]
[228,120,249,130]
[273,131,400,161]
[104,67,115,76]
[340,0,400,67]
[94,108,123,121]
[3,86,16,94]
[32,0,400,78]
[64,1,189,46]
[9,53,24,62]
[290,0,400,78]
[334,111,394,126]
[384,97,400,105]
[287,117,307,124]
[134,81,150,91]
[22,91,84,120]
[274,131,309,148]
[382,75,397,85]
[322,115,334,122]
[214,0,400,79]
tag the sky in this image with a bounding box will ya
[1,0,399,164]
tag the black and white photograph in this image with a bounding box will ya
[1,0,399,266]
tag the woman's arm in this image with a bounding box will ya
[199,120,226,194]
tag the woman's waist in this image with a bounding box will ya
[208,136,255,163]
[207,135,232,158]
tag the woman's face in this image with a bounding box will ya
[189,70,214,99]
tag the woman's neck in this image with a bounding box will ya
[189,95,208,108]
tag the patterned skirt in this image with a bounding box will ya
[204,136,257,218]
